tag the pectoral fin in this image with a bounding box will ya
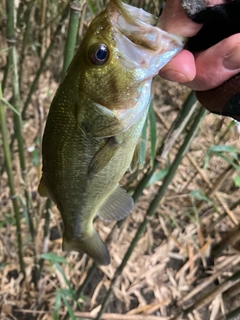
[129,143,140,173]
[38,177,49,197]
[79,103,124,138]
[88,137,121,175]
[98,185,134,222]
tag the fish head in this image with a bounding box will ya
[73,0,185,110]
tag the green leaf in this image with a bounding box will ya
[1,97,21,116]
[0,47,10,54]
[208,145,238,154]
[139,118,148,167]
[204,145,239,169]
[190,189,212,202]
[0,263,8,271]
[55,262,72,289]
[61,293,76,320]
[204,151,210,170]
[234,175,240,187]
[218,154,240,172]
[88,0,97,14]
[41,253,68,264]
[147,168,168,187]
[32,148,40,167]
[54,291,62,320]
[148,102,157,166]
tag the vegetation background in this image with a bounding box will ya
[0,0,240,319]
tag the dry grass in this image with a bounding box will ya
[1,1,240,319]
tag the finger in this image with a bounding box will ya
[159,49,196,82]
[157,0,202,37]
[185,34,240,90]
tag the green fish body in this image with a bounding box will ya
[38,0,185,265]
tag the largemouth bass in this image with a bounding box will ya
[38,0,185,265]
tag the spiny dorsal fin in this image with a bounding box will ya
[98,185,134,222]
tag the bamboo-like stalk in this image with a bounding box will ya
[61,1,84,79]
[39,0,47,57]
[74,93,199,301]
[6,0,37,267]
[22,3,70,119]
[95,105,207,320]
[18,0,35,89]
[0,86,26,278]
[2,57,9,94]
[0,133,15,175]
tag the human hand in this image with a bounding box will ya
[158,0,240,92]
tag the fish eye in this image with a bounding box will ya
[91,44,109,66]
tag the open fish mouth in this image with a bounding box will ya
[108,0,186,77]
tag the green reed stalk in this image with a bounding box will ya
[22,3,70,119]
[6,0,37,265]
[95,105,207,320]
[2,57,9,94]
[0,86,26,278]
[62,1,84,79]
[18,0,35,89]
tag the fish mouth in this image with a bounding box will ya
[108,0,186,78]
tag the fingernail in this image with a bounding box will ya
[223,44,240,70]
[160,69,189,83]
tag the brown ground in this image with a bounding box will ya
[0,1,240,320]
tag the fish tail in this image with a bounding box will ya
[62,231,110,266]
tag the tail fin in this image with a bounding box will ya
[62,231,110,266]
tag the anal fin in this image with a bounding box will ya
[98,185,134,222]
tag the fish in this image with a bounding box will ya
[38,0,185,265]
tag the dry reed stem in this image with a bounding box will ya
[12,308,168,320]
[172,269,240,319]
[178,254,240,306]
